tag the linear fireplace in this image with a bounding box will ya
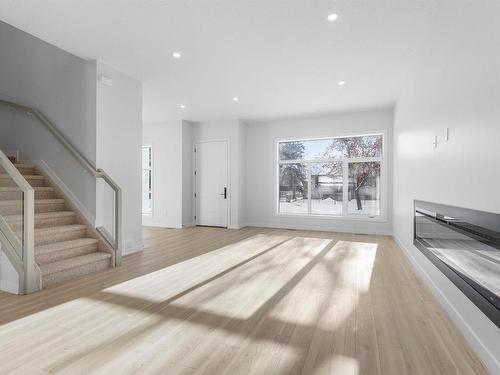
[414,200,500,328]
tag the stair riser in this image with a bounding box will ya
[36,190,56,199]
[29,178,47,187]
[36,215,75,228]
[42,258,111,288]
[35,203,65,214]
[0,202,65,215]
[16,167,36,175]
[0,190,55,200]
[0,190,56,201]
[0,191,21,200]
[0,178,45,187]
[36,228,87,246]
[0,205,24,216]
[7,215,75,231]
[36,243,98,264]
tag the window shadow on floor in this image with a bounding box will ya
[48,239,376,375]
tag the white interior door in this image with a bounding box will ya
[195,140,229,227]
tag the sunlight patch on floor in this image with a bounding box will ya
[176,236,332,320]
[329,355,360,375]
[104,234,291,303]
[269,240,377,331]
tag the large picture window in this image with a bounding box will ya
[142,145,153,214]
[278,134,383,218]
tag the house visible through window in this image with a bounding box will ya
[142,146,152,214]
[278,134,383,218]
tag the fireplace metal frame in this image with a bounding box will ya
[413,200,500,328]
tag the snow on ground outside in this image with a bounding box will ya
[279,198,380,216]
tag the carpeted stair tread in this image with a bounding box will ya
[0,186,55,200]
[0,186,53,192]
[4,211,75,222]
[36,238,98,255]
[0,198,65,214]
[0,198,64,205]
[40,252,111,276]
[0,174,44,179]
[13,163,36,169]
[13,163,36,174]
[35,224,86,235]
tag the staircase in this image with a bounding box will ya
[0,156,114,288]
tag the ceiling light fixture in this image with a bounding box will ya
[179,104,186,109]
[172,52,182,58]
[233,97,239,101]
[327,13,338,22]
[337,80,346,86]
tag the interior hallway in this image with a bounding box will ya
[0,226,488,374]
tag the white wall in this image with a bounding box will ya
[182,120,194,226]
[238,121,247,227]
[96,62,143,255]
[245,109,393,234]
[192,120,246,229]
[393,2,500,373]
[142,120,195,229]
[142,121,183,228]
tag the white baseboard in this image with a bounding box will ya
[122,240,144,256]
[29,160,96,225]
[392,234,500,375]
[142,220,182,229]
[0,278,20,294]
[244,221,392,235]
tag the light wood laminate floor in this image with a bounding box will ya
[0,226,489,374]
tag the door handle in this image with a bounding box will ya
[220,187,227,199]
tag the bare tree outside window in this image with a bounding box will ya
[323,136,382,212]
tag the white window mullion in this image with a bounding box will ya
[307,163,312,214]
[342,160,348,215]
[142,146,153,215]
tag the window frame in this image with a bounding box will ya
[142,145,153,215]
[275,131,387,221]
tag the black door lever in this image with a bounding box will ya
[220,187,227,199]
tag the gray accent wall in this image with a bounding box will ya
[0,21,143,256]
[0,20,97,218]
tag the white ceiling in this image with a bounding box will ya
[0,0,438,123]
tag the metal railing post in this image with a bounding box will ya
[115,188,122,266]
[23,188,39,293]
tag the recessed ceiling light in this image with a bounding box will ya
[179,104,186,109]
[327,13,338,22]
[233,97,239,101]
[337,81,346,86]
[172,52,182,58]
